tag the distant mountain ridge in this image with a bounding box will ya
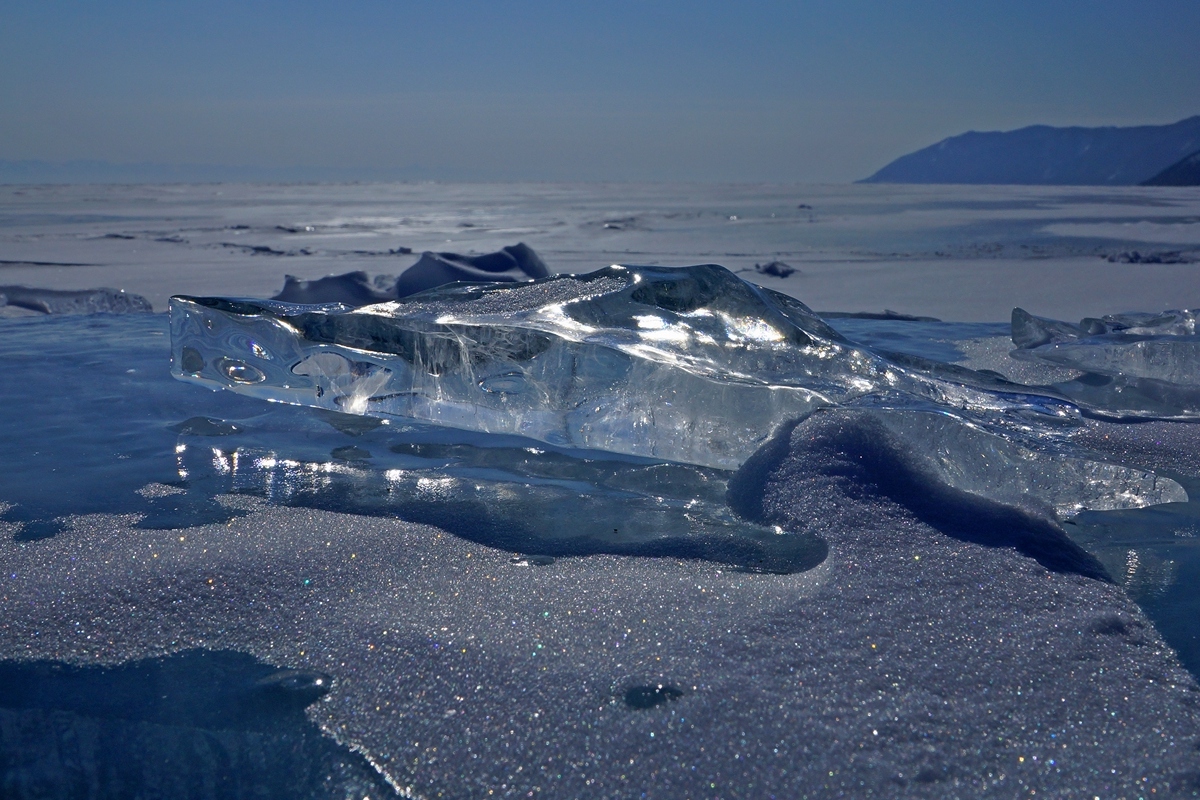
[861,116,1200,186]
[1143,149,1200,186]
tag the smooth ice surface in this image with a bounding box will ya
[0,650,398,799]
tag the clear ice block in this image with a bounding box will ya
[168,258,1189,526]
[171,264,1060,470]
[1012,307,1200,419]
[861,408,1186,516]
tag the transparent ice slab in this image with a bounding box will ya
[169,264,1189,518]
[0,311,822,573]
[170,264,1070,471]
[166,431,827,574]
[1012,307,1200,419]
[854,406,1187,517]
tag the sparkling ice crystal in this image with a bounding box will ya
[171,264,1185,513]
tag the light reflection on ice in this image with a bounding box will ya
[170,263,1191,519]
[174,264,1026,470]
[710,311,784,344]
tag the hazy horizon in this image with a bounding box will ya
[3,1,1198,183]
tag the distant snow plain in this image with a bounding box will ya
[2,182,1199,319]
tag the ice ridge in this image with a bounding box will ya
[1012,307,1200,418]
[0,285,152,315]
[272,243,550,306]
[170,264,1186,515]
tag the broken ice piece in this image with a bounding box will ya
[860,407,1187,517]
[1013,307,1200,388]
[167,264,1120,470]
[171,264,898,469]
[0,285,152,315]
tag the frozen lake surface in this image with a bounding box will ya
[3,183,1200,798]
[3,181,1200,319]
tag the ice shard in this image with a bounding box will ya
[855,407,1187,516]
[1012,307,1200,418]
[172,264,1058,470]
[1013,307,1200,384]
[270,244,551,306]
[168,263,1186,515]
[393,242,550,297]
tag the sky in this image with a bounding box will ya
[1,0,1198,183]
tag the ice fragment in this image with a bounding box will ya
[1012,307,1200,418]
[0,285,151,315]
[171,264,1186,516]
[173,264,1042,470]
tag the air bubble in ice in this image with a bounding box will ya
[170,416,241,436]
[479,371,528,394]
[292,352,356,378]
[252,669,333,706]
[218,358,265,384]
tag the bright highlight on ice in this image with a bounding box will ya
[171,263,1189,519]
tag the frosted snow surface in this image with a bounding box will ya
[172,263,1185,516]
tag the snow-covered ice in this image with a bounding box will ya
[3,182,1200,320]
[3,182,1200,798]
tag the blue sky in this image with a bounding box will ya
[2,1,1197,182]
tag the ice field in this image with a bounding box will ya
[3,182,1200,797]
